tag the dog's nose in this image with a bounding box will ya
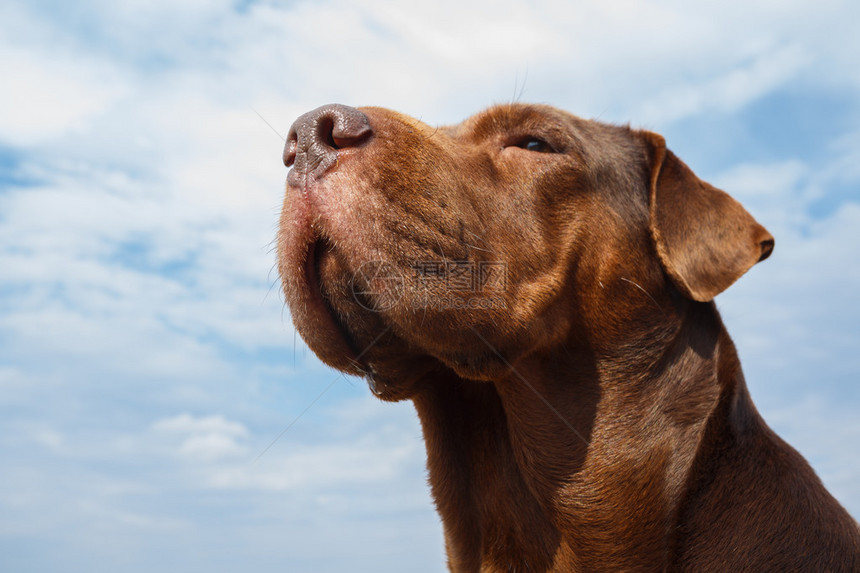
[284,104,373,176]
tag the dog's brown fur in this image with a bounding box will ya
[278,103,860,571]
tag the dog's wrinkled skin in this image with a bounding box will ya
[278,103,860,571]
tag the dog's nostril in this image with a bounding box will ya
[330,113,372,149]
[320,106,372,150]
[284,132,298,167]
[316,116,338,150]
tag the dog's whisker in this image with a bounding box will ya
[464,228,498,254]
[462,241,494,254]
[254,324,392,464]
[419,125,441,144]
[619,277,664,313]
[252,107,286,142]
[252,374,340,464]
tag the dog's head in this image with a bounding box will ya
[278,103,773,397]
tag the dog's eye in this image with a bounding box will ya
[513,137,555,153]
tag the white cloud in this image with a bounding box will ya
[30,428,66,450]
[153,413,250,461]
[152,413,248,436]
[0,366,27,389]
[208,440,417,491]
[148,402,425,492]
[824,129,860,185]
[637,44,812,124]
[714,160,812,235]
[0,16,129,146]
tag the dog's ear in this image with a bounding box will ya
[641,131,774,302]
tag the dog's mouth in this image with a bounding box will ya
[288,230,365,374]
[305,237,328,311]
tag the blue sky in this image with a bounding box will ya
[1,1,858,571]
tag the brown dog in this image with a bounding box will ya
[278,103,860,571]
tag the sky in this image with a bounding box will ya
[0,1,858,571]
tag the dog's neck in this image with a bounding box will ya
[412,300,753,571]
